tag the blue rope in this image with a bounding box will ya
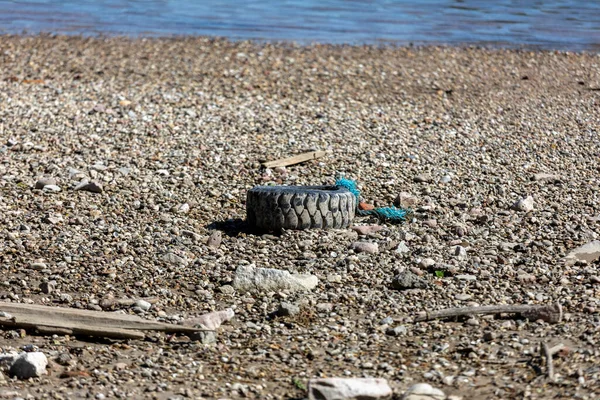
[335,178,409,223]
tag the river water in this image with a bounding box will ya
[0,0,599,51]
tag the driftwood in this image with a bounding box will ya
[262,150,326,168]
[0,302,208,340]
[414,302,562,324]
[541,342,565,381]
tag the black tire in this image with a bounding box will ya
[246,185,356,231]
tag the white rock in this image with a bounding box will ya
[187,308,235,330]
[308,378,392,400]
[42,184,61,193]
[396,241,410,254]
[134,299,152,311]
[564,240,600,266]
[9,352,48,379]
[512,196,534,212]
[233,264,318,293]
[402,383,445,400]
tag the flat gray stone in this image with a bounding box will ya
[278,302,300,316]
[34,177,56,189]
[564,240,600,266]
[308,378,392,400]
[74,180,103,193]
[233,264,318,293]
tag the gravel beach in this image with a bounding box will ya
[1,35,600,399]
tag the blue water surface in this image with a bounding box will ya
[0,0,599,50]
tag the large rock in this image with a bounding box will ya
[402,383,445,400]
[308,378,392,400]
[9,352,48,379]
[564,240,600,266]
[233,264,318,293]
[392,271,428,290]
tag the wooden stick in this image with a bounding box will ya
[541,342,555,381]
[262,151,326,168]
[414,302,562,323]
[0,301,208,341]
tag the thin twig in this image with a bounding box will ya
[414,302,562,323]
[541,342,554,381]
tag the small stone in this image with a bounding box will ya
[176,203,190,214]
[34,177,56,189]
[455,274,477,281]
[440,175,452,183]
[39,281,56,294]
[414,174,432,183]
[351,242,379,254]
[74,180,103,193]
[316,303,333,313]
[308,378,392,400]
[9,352,48,379]
[395,241,410,254]
[466,318,479,326]
[455,293,472,301]
[483,332,497,341]
[133,299,151,312]
[351,225,383,236]
[386,325,408,337]
[219,285,235,295]
[191,331,217,345]
[207,231,223,248]
[59,293,73,303]
[42,184,61,193]
[533,173,561,183]
[418,258,436,269]
[278,302,300,317]
[454,246,467,259]
[392,271,428,290]
[394,192,420,208]
[512,196,534,212]
[161,252,188,266]
[114,362,128,371]
[402,383,445,400]
[380,316,393,325]
[30,261,47,271]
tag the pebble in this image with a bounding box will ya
[455,294,472,301]
[402,383,445,400]
[207,230,223,248]
[134,299,152,311]
[533,173,561,183]
[34,177,56,189]
[278,302,300,316]
[9,352,48,379]
[351,241,379,254]
[392,271,428,290]
[414,174,432,183]
[308,378,392,400]
[39,280,56,294]
[418,258,436,269]
[351,225,384,236]
[454,245,468,259]
[455,274,477,281]
[395,241,410,254]
[512,196,534,212]
[74,180,103,193]
[161,252,188,266]
[42,184,61,193]
[394,192,420,208]
[386,325,408,337]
